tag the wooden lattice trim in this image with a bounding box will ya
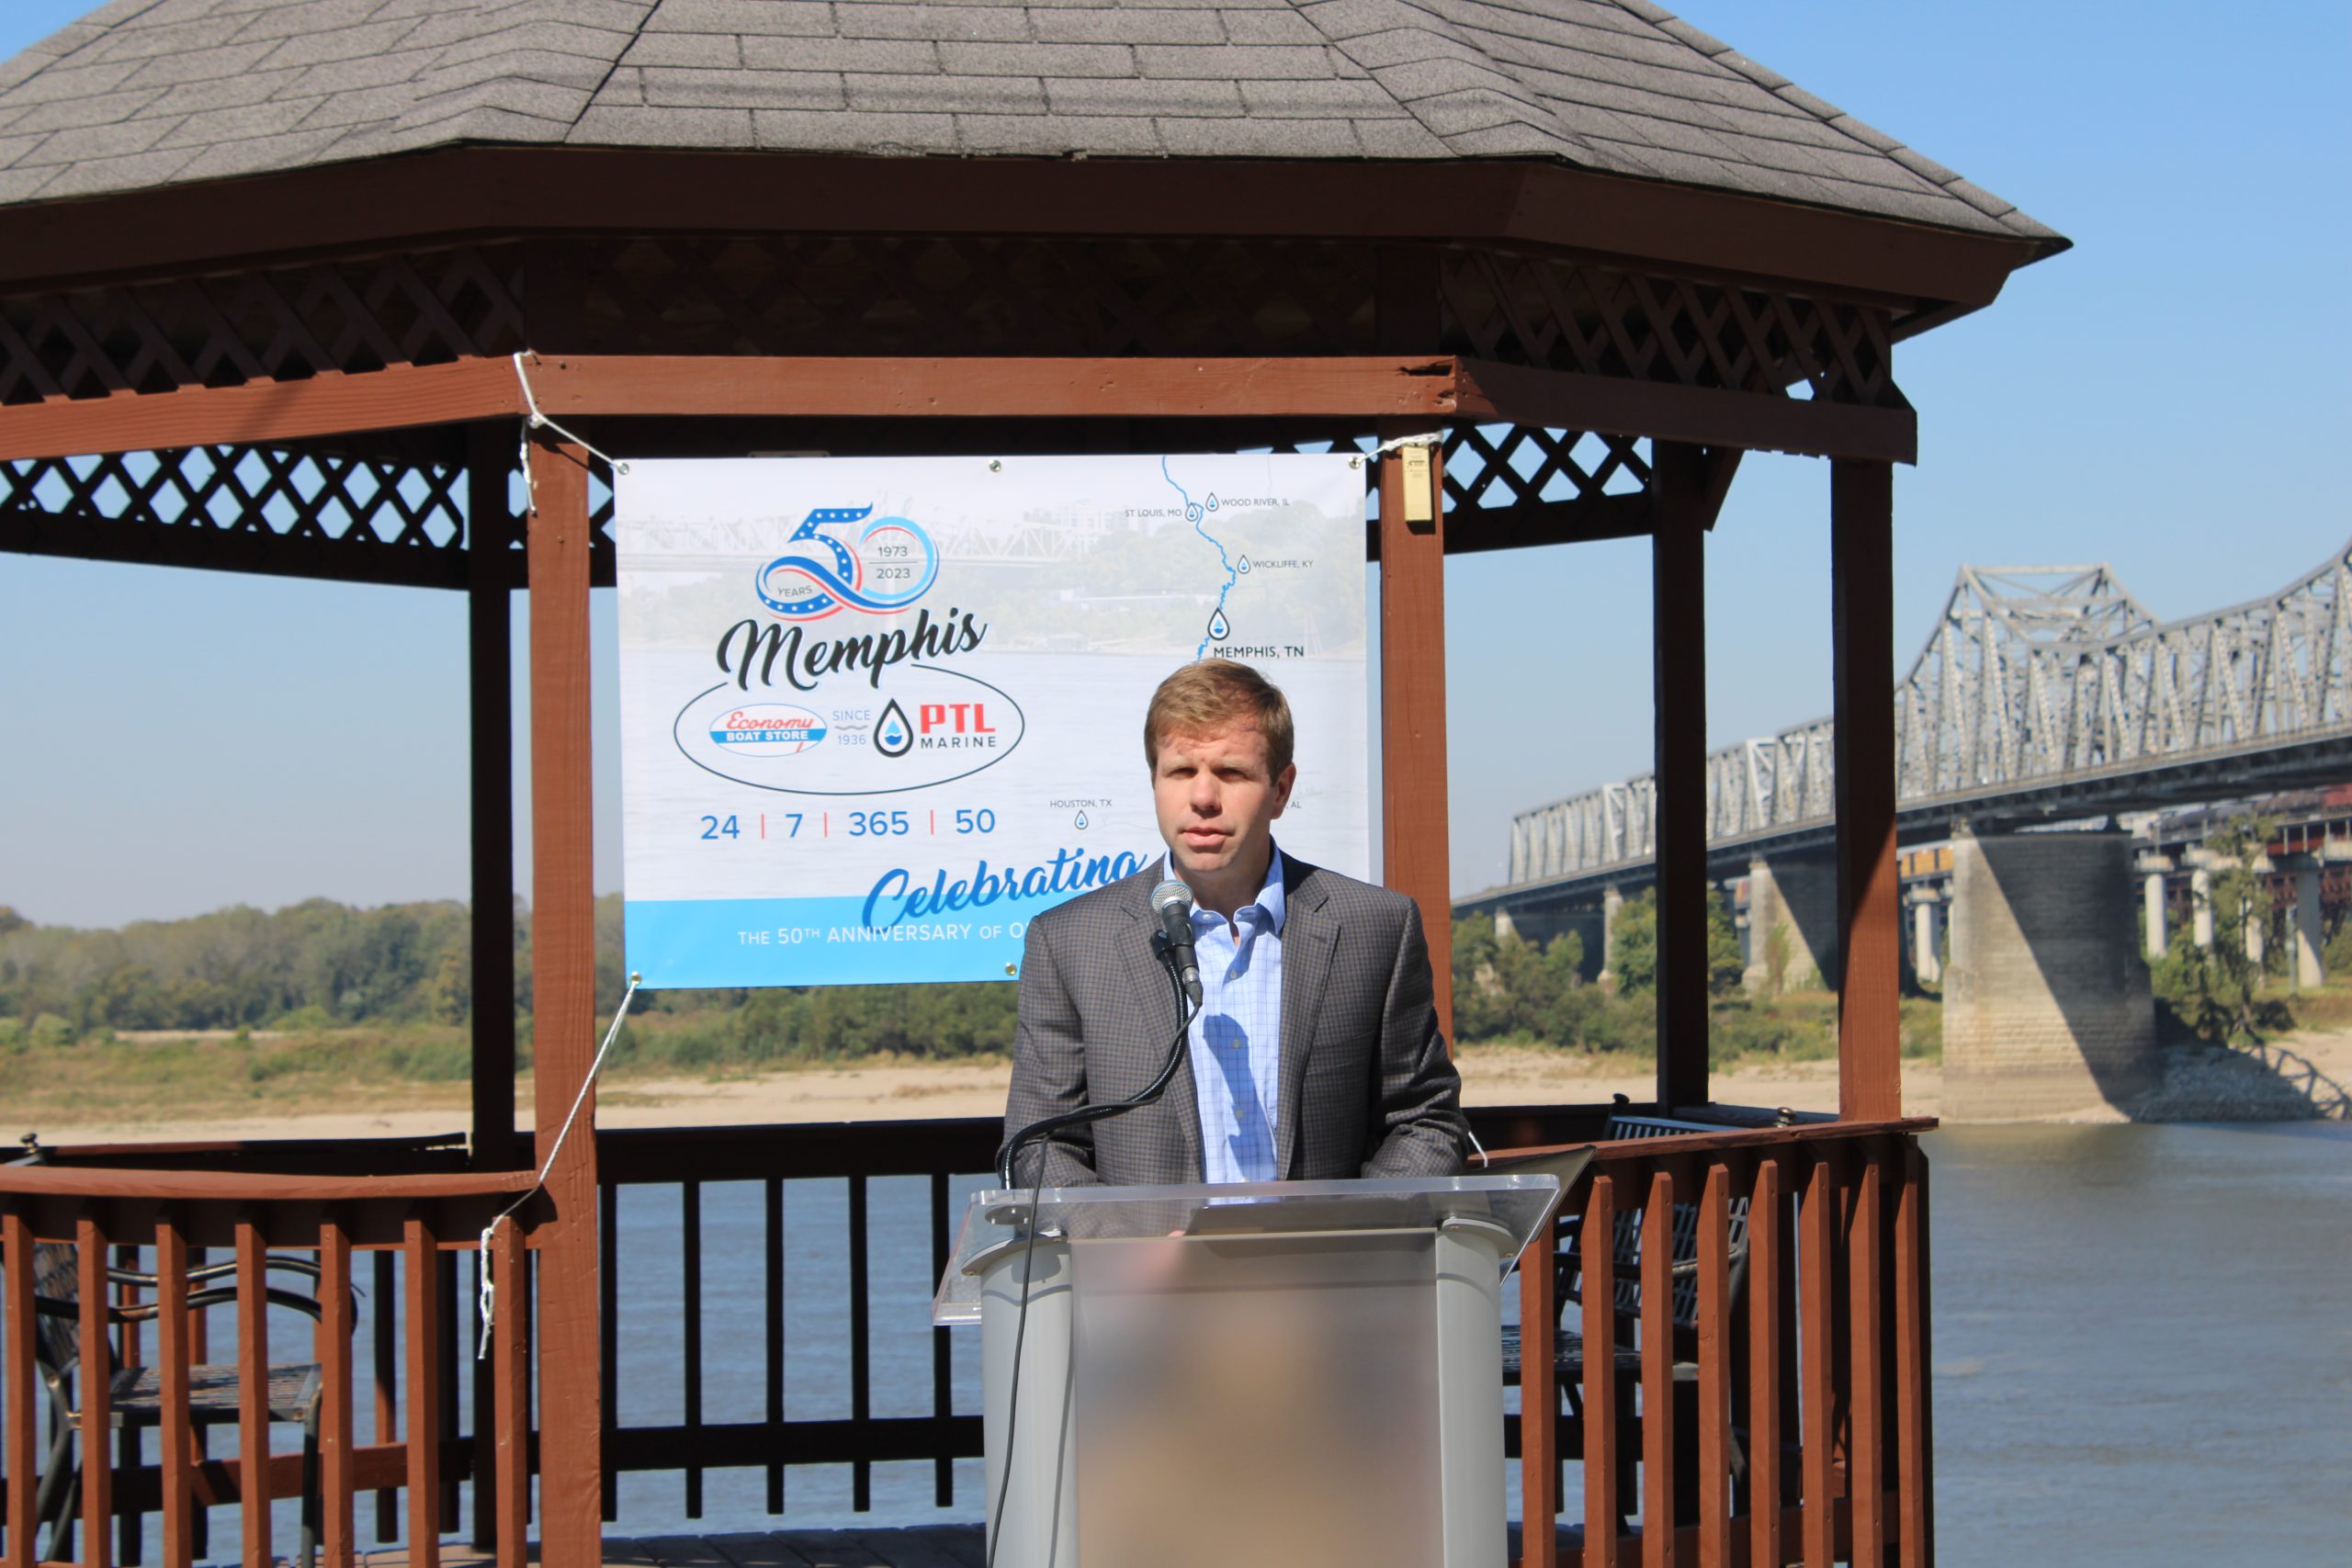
[0,446,469,561]
[0,248,524,407]
[1440,250,1894,407]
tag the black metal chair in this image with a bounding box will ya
[13,1135,335,1568]
[1501,1115,1753,1524]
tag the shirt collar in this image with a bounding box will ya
[1166,843,1287,937]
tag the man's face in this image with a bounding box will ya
[1151,720,1296,886]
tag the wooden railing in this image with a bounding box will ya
[0,1152,538,1568]
[594,1119,1000,1519]
[1508,1118,1936,1568]
[4,1109,1932,1568]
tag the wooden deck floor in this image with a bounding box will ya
[366,1520,1575,1566]
[369,1528,989,1567]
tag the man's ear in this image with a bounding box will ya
[1272,763,1297,815]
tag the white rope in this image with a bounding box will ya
[512,351,629,513]
[476,972,640,1359]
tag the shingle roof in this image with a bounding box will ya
[0,0,2056,243]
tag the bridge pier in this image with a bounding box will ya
[1743,854,1839,994]
[2138,855,2171,959]
[2293,865,2324,989]
[2190,865,2215,948]
[1596,884,1625,990]
[1909,891,1943,986]
[1943,825,2157,1120]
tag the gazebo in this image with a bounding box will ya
[0,3,2062,1565]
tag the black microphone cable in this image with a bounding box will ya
[985,940,1196,1568]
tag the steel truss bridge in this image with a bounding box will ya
[1464,538,2352,911]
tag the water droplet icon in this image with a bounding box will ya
[876,697,913,758]
[1205,493,1219,512]
[1237,555,1250,574]
[1186,502,1203,523]
[1207,608,1230,642]
[1074,810,1089,830]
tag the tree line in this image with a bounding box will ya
[5,886,1815,1066]
[0,897,1016,1061]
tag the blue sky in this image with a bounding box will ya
[3,1,2347,925]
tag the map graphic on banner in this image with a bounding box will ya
[616,454,1370,988]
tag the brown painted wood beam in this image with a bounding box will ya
[0,354,1909,469]
[1456,359,1917,465]
[0,355,1464,462]
[523,429,605,1561]
[1832,459,1903,1122]
[1652,443,1712,1109]
[466,424,519,1172]
[0,151,2049,313]
[1377,423,1454,1046]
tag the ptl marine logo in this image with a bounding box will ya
[756,505,939,621]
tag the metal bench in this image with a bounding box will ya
[1500,1114,1753,1515]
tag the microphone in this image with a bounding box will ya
[1150,878,1204,1008]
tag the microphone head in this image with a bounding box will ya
[1149,879,1195,919]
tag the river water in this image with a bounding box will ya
[96,1121,2352,1564]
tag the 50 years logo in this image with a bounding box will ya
[756,505,939,620]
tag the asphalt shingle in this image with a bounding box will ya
[0,0,2057,245]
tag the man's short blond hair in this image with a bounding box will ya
[1143,659,1295,776]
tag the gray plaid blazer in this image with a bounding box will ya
[1002,852,1467,1187]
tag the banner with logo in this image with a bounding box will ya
[615,454,1370,988]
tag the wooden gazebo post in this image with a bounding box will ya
[523,432,605,1551]
[1835,459,1904,1122]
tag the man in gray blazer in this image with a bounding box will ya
[1003,660,1467,1187]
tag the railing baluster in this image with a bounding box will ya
[318,1213,354,1568]
[1849,1145,1885,1567]
[5,1206,35,1568]
[1800,1152,1837,1568]
[154,1213,193,1568]
[187,1246,209,1563]
[470,1246,494,1552]
[1894,1142,1928,1568]
[599,1181,617,1526]
[233,1213,266,1568]
[371,1249,396,1543]
[848,1174,870,1513]
[1747,1158,1783,1568]
[402,1214,441,1568]
[435,1254,459,1533]
[1638,1172,1673,1567]
[930,1170,952,1509]
[684,1179,703,1519]
[1519,1216,1559,1568]
[79,1211,117,1568]
[491,1219,528,1568]
[113,1243,141,1568]
[1581,1174,1619,1568]
[764,1176,784,1517]
[1696,1163,1731,1562]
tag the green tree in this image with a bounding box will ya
[2149,815,2292,1043]
[1606,888,1739,997]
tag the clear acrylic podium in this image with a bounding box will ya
[935,1174,1569,1567]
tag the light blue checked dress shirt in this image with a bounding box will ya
[1182,847,1287,1184]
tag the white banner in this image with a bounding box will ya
[615,454,1370,987]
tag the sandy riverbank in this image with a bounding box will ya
[27,1029,2349,1147]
